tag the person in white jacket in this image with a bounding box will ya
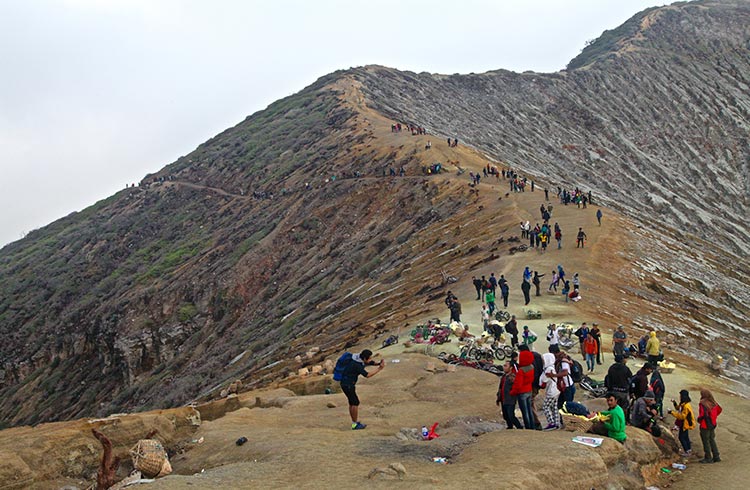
[540,352,561,430]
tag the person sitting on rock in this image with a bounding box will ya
[590,393,627,443]
[630,390,658,431]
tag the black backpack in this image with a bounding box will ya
[569,358,584,383]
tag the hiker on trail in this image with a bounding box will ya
[605,354,632,411]
[544,188,549,200]
[551,351,576,410]
[576,228,587,248]
[532,271,544,296]
[574,323,590,360]
[612,325,627,357]
[521,280,531,305]
[522,326,537,350]
[583,333,598,373]
[561,280,571,303]
[485,289,496,315]
[445,291,456,310]
[523,267,532,283]
[590,393,627,443]
[572,273,580,291]
[489,273,498,293]
[510,349,536,430]
[480,275,491,301]
[540,352,561,430]
[630,390,658,431]
[449,298,462,323]
[548,270,559,292]
[497,362,523,429]
[472,276,482,300]
[338,349,384,430]
[669,389,696,456]
[505,315,519,347]
[500,280,510,308]
[554,226,562,249]
[557,264,566,284]
[650,366,666,418]
[596,209,603,226]
[540,232,548,252]
[645,331,661,365]
[590,323,602,365]
[697,388,722,464]
[520,221,527,239]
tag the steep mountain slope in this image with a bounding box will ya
[1,0,749,427]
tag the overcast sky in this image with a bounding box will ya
[0,0,669,248]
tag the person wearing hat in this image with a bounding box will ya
[612,325,627,358]
[630,389,659,430]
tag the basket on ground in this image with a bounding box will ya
[130,439,172,478]
[560,412,594,432]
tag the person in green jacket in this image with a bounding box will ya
[485,289,496,315]
[592,393,627,442]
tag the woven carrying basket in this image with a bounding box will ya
[130,439,171,478]
[561,413,594,432]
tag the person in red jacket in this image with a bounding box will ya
[584,333,599,373]
[510,350,536,430]
[698,388,723,464]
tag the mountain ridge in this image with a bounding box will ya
[1,0,749,427]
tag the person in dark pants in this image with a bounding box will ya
[576,227,587,248]
[532,271,545,296]
[698,388,722,463]
[449,299,462,323]
[590,323,602,364]
[472,276,482,300]
[497,361,523,429]
[550,352,576,410]
[339,349,384,430]
[605,354,632,411]
[521,280,531,305]
[505,315,519,347]
[500,281,510,308]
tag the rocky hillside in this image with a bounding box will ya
[1,0,749,427]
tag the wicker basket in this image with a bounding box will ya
[560,413,594,432]
[130,439,171,478]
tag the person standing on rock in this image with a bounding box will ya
[339,349,384,430]
[521,280,531,305]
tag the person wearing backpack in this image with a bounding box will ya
[550,351,576,410]
[669,389,696,456]
[650,367,666,418]
[605,355,632,411]
[496,361,523,429]
[335,349,384,430]
[698,388,723,463]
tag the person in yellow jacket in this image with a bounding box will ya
[645,331,661,364]
[670,389,696,455]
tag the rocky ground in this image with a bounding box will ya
[3,154,748,489]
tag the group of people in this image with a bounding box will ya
[390,122,427,135]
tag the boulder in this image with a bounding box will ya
[311,365,323,375]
